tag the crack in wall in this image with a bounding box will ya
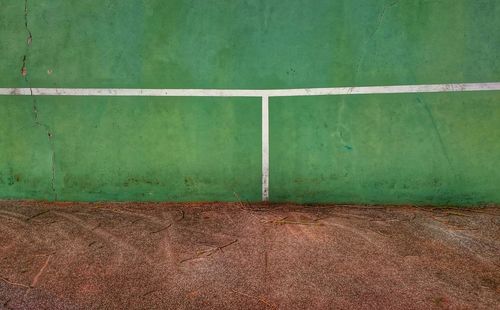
[22,0,57,200]
[350,0,401,87]
[335,0,401,149]
[329,0,402,193]
[24,0,32,45]
[417,97,458,181]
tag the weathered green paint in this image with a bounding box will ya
[271,92,500,205]
[1,0,499,204]
[0,96,261,202]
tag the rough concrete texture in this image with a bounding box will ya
[0,201,498,309]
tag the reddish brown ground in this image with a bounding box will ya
[0,201,499,309]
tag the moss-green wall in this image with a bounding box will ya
[1,0,499,204]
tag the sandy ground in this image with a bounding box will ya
[0,201,498,309]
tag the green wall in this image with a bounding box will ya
[1,0,499,204]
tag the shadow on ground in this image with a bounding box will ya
[0,201,499,309]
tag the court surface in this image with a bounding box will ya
[1,201,498,309]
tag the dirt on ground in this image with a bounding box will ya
[0,201,499,309]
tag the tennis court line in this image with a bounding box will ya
[2,82,500,202]
[261,96,269,202]
[1,82,500,97]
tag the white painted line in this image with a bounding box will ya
[1,82,500,97]
[261,96,270,202]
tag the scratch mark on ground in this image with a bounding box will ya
[230,289,277,309]
[53,211,153,264]
[26,210,50,221]
[150,223,173,234]
[180,239,238,264]
[263,218,325,226]
[0,277,30,289]
[30,255,51,287]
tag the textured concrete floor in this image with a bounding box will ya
[0,201,499,309]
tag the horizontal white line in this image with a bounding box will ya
[1,83,499,97]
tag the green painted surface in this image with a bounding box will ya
[2,0,500,88]
[270,92,500,205]
[0,0,499,204]
[0,96,261,201]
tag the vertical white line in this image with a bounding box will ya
[262,96,270,202]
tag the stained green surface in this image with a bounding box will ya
[270,92,500,205]
[1,0,500,88]
[0,0,499,204]
[0,96,261,201]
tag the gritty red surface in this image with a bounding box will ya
[0,201,499,309]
